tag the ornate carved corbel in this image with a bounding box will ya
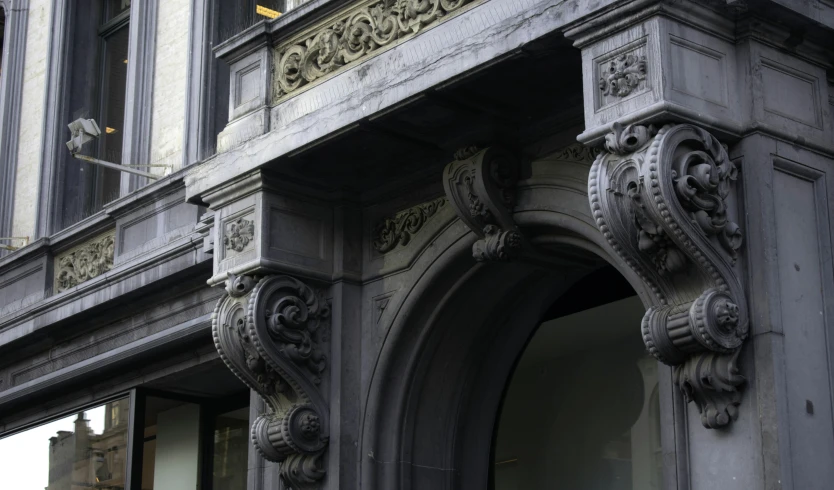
[588,122,748,428]
[442,146,525,261]
[213,273,330,488]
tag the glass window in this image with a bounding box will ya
[492,296,663,490]
[59,4,130,229]
[212,408,250,490]
[0,397,131,490]
[1,6,5,79]
[137,396,250,490]
[106,0,131,20]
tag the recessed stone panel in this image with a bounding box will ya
[268,207,325,260]
[669,35,728,107]
[761,58,821,129]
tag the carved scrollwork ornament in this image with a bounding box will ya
[443,146,528,262]
[212,274,330,488]
[589,122,749,429]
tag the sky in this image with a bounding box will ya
[0,405,106,490]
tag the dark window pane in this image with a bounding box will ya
[59,7,129,229]
[0,398,131,490]
[212,408,249,490]
[98,23,130,206]
[106,0,130,21]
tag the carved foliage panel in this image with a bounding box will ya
[213,274,330,489]
[272,0,481,102]
[589,123,748,429]
[54,230,116,293]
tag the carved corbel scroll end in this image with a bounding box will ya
[675,350,744,429]
[589,122,749,430]
[213,274,330,489]
[443,146,528,263]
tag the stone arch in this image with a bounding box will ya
[360,149,657,490]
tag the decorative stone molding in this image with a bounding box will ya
[599,53,647,98]
[213,274,330,489]
[588,122,748,429]
[224,217,255,253]
[54,231,116,293]
[443,147,524,262]
[273,0,479,102]
[551,142,602,164]
[372,197,447,253]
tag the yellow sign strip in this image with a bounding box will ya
[256,5,281,19]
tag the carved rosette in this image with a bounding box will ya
[273,0,475,101]
[224,218,255,253]
[599,53,647,98]
[589,122,747,429]
[442,147,524,262]
[372,197,447,253]
[213,274,330,489]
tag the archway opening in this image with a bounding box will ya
[491,267,663,490]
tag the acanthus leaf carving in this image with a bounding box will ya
[213,275,330,489]
[274,0,477,102]
[589,122,748,429]
[675,350,744,429]
[372,197,447,253]
[443,146,525,262]
[55,231,116,293]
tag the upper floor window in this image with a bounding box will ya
[1,6,6,80]
[58,1,131,229]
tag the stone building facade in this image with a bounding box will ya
[0,0,833,489]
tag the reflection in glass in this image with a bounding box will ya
[139,397,201,490]
[213,407,250,490]
[493,297,663,490]
[0,398,130,490]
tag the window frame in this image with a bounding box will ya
[0,389,138,489]
[36,0,158,237]
[0,0,29,249]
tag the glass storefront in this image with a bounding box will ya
[0,391,250,490]
[493,296,664,490]
[0,398,131,490]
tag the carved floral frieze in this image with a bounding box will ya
[589,122,748,429]
[54,231,116,293]
[599,53,647,98]
[273,0,479,101]
[372,197,447,253]
[213,274,330,489]
[224,217,255,253]
[551,142,602,164]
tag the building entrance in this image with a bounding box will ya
[492,271,663,490]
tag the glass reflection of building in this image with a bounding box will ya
[47,399,130,490]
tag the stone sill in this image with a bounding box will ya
[0,166,212,351]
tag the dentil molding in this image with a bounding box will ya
[213,274,330,489]
[589,122,747,428]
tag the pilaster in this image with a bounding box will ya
[567,1,834,489]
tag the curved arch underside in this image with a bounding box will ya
[361,152,652,490]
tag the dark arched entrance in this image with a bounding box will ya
[360,153,674,490]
